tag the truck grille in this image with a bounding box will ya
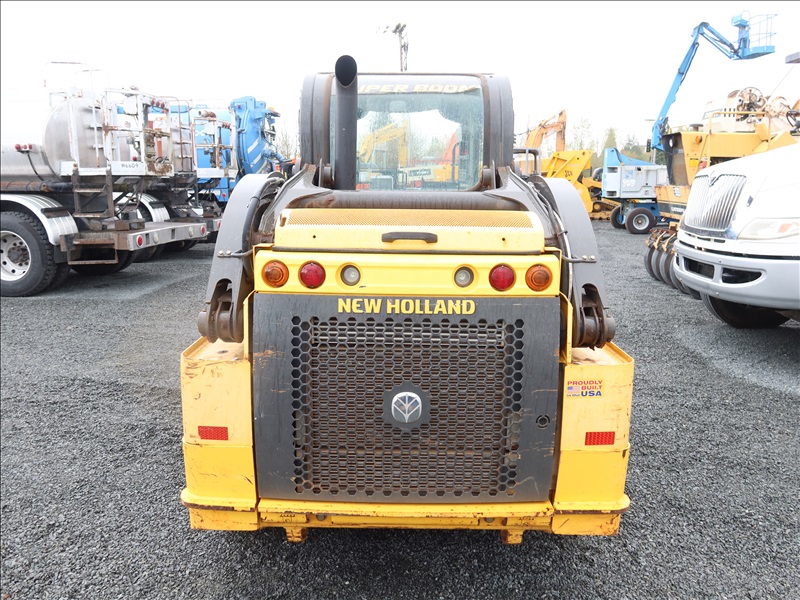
[290,317,521,498]
[683,173,746,233]
[251,294,560,504]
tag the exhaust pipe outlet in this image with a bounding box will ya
[334,55,358,190]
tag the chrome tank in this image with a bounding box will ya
[0,91,175,184]
[0,94,127,182]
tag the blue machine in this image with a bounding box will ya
[603,13,777,234]
[192,97,286,208]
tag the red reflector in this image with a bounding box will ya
[136,235,144,247]
[489,264,515,291]
[585,431,615,445]
[198,425,229,440]
[299,261,326,288]
[200,225,206,235]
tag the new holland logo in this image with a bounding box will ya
[383,383,430,430]
[391,392,422,423]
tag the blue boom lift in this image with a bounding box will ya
[610,13,776,234]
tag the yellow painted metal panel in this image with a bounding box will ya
[275,208,545,252]
[553,449,631,504]
[182,443,256,507]
[181,339,252,445]
[256,499,554,519]
[185,505,260,531]
[551,513,622,536]
[560,343,634,450]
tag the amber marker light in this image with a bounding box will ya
[525,264,552,291]
[263,260,289,287]
[299,262,326,288]
[488,264,515,291]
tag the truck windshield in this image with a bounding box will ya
[340,75,484,191]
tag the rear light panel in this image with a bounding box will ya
[257,254,559,294]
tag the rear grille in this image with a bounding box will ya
[252,294,560,504]
[683,174,746,233]
[290,317,523,499]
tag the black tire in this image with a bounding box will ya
[643,247,659,281]
[49,262,72,291]
[658,244,675,289]
[668,253,689,294]
[626,208,656,234]
[650,246,665,282]
[610,206,625,229]
[1,211,60,297]
[71,249,138,276]
[701,294,790,328]
[164,239,199,253]
[134,243,166,263]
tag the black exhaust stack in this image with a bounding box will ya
[334,55,358,190]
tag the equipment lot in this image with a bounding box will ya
[1,222,798,599]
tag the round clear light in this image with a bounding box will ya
[454,266,474,288]
[341,265,361,286]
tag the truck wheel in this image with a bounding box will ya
[132,205,165,263]
[71,250,138,276]
[134,244,165,263]
[164,239,199,253]
[610,206,625,229]
[701,294,789,328]
[49,263,72,291]
[0,211,61,297]
[625,208,656,234]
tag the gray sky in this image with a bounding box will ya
[1,0,798,152]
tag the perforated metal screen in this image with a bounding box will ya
[252,294,561,504]
[290,317,523,498]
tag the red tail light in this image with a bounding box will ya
[299,262,326,288]
[489,264,515,291]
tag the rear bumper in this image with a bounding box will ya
[180,337,634,543]
[180,490,630,541]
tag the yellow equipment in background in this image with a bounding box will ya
[515,111,610,220]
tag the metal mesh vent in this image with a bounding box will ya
[683,174,747,232]
[289,316,525,499]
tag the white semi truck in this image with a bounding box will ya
[673,143,800,328]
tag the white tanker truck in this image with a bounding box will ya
[0,84,222,296]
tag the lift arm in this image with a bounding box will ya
[649,14,775,152]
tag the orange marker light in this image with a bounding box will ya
[263,261,289,287]
[525,264,552,291]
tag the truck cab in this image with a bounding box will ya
[674,143,800,327]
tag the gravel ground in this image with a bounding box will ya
[1,222,798,600]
